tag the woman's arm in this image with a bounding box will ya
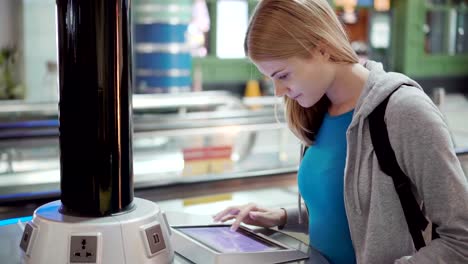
[387,87,468,263]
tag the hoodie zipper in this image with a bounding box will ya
[352,117,365,215]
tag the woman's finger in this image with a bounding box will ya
[212,206,240,222]
[230,204,256,231]
[219,214,237,223]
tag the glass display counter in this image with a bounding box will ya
[0,91,301,203]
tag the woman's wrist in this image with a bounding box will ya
[278,208,287,229]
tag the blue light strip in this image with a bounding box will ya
[0,216,33,227]
[0,190,60,202]
[0,119,59,129]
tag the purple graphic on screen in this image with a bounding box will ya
[179,227,278,253]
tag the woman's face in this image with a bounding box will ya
[254,51,336,108]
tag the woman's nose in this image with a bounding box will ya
[274,81,289,97]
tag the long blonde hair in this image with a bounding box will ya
[245,0,359,145]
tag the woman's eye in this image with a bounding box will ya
[278,73,289,80]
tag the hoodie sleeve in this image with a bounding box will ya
[385,86,468,263]
[279,205,309,233]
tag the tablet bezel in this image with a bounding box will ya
[173,224,289,253]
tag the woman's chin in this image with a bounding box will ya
[297,100,313,108]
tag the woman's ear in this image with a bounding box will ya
[305,45,331,63]
[317,46,331,61]
[309,45,330,62]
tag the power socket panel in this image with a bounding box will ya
[19,222,37,256]
[69,235,99,263]
[142,223,166,257]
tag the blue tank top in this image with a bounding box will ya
[298,110,356,264]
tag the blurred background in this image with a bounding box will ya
[0,0,467,222]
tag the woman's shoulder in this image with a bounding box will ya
[385,85,447,130]
[387,86,439,116]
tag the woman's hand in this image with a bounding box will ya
[212,203,287,231]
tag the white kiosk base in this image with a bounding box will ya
[19,198,174,264]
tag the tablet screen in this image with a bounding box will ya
[175,226,284,253]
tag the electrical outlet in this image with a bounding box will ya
[69,235,98,263]
[142,223,166,256]
[19,222,37,255]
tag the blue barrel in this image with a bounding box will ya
[134,0,192,93]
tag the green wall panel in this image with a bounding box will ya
[193,57,262,83]
[392,0,468,77]
[193,0,262,84]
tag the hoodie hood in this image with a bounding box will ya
[350,60,423,130]
[346,60,424,215]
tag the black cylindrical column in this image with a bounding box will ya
[56,0,134,216]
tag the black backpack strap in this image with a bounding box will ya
[368,90,433,251]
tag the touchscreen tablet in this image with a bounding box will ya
[175,226,285,253]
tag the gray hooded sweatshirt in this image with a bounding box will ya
[282,61,468,263]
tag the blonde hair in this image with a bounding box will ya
[245,0,359,145]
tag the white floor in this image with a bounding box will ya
[441,94,468,148]
[157,186,299,217]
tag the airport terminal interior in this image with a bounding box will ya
[0,0,467,263]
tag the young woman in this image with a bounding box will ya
[212,0,468,263]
